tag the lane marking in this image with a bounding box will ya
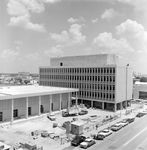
[111,131,131,145]
[135,136,147,150]
[123,126,147,146]
[133,119,147,129]
[123,131,132,137]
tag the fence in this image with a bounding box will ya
[83,113,121,133]
[125,106,142,115]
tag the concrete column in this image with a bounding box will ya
[102,102,104,110]
[114,103,117,112]
[91,100,93,108]
[26,97,28,119]
[50,95,52,113]
[38,96,41,116]
[120,102,122,110]
[68,93,70,108]
[81,99,83,104]
[75,92,78,107]
[125,100,127,109]
[59,93,62,111]
[11,99,14,123]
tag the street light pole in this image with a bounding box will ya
[126,64,129,110]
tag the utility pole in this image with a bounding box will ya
[126,64,129,109]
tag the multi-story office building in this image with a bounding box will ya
[39,54,133,111]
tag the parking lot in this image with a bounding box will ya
[0,103,146,150]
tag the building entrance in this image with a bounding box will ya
[28,107,31,116]
[41,105,44,113]
[0,112,3,121]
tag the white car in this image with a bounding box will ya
[119,120,129,127]
[47,113,56,121]
[99,129,113,137]
[80,138,96,149]
[111,123,122,131]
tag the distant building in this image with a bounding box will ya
[39,54,133,111]
[18,72,30,76]
[133,82,147,100]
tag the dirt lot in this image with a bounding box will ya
[0,104,143,150]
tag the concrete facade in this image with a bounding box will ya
[39,54,133,112]
[0,86,78,123]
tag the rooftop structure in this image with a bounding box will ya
[50,54,118,67]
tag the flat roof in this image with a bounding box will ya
[71,121,85,126]
[0,85,78,100]
[39,65,132,69]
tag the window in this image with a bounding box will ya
[113,76,115,82]
[90,68,92,73]
[113,94,115,99]
[113,68,115,73]
[101,68,103,73]
[95,76,97,81]
[98,76,100,81]
[110,68,112,73]
[95,68,97,73]
[113,85,115,91]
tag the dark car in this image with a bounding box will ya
[78,110,88,115]
[126,117,135,123]
[136,112,145,117]
[93,133,105,140]
[71,135,86,146]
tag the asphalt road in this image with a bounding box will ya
[87,114,147,150]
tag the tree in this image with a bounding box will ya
[140,77,147,82]
[24,80,30,84]
[136,76,140,79]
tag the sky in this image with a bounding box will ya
[0,0,147,74]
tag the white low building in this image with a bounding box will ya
[0,85,78,123]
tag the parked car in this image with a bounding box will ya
[93,132,105,140]
[126,117,135,123]
[80,138,96,149]
[118,120,129,127]
[98,129,113,137]
[111,123,122,131]
[78,110,88,115]
[47,113,56,121]
[71,135,86,146]
[142,110,147,114]
[136,112,145,117]
[89,115,98,120]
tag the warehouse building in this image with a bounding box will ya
[0,85,78,123]
[39,54,133,111]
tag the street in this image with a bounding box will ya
[87,114,147,150]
